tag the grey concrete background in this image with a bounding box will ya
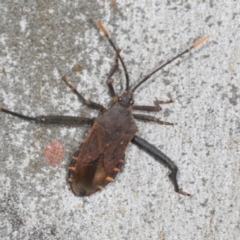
[0,0,239,240]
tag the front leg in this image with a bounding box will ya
[132,99,173,112]
[56,68,105,112]
[131,135,190,196]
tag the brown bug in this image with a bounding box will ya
[0,21,208,197]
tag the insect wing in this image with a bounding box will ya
[68,122,133,196]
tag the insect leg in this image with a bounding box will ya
[132,99,173,112]
[133,114,173,125]
[0,107,94,125]
[60,75,106,111]
[106,50,120,98]
[131,135,191,196]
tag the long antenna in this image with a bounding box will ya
[131,35,209,92]
[96,20,130,91]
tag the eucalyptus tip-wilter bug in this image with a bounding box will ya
[0,20,209,197]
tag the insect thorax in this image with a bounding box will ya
[96,103,138,135]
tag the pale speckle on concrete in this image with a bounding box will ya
[0,0,240,240]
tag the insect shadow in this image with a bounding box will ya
[0,20,208,197]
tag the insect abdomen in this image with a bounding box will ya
[68,121,132,197]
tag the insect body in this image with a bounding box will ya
[0,21,208,197]
[69,92,138,196]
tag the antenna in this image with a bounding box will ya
[131,35,209,92]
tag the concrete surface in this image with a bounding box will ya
[0,0,239,240]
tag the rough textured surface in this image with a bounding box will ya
[0,1,239,239]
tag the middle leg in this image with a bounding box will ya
[133,114,173,125]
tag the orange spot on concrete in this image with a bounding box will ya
[72,64,82,72]
[43,140,64,167]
